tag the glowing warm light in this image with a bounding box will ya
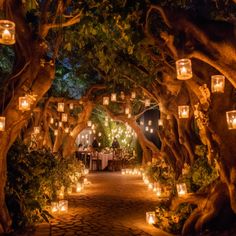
[121,169,126,175]
[111,93,117,102]
[144,179,149,185]
[19,97,30,111]
[34,126,40,134]
[54,130,58,136]
[156,187,162,197]
[64,127,69,133]
[226,110,236,129]
[58,103,64,112]
[131,91,136,99]
[61,113,68,122]
[145,126,149,132]
[67,187,72,194]
[120,91,125,100]
[0,116,6,131]
[51,202,59,213]
[176,183,187,196]
[178,105,190,119]
[58,200,68,212]
[150,128,154,133]
[58,121,63,127]
[158,119,163,126]
[211,75,225,93]
[144,99,150,107]
[105,121,108,127]
[84,168,89,175]
[176,58,192,80]
[148,120,152,126]
[87,120,92,127]
[58,187,65,200]
[146,212,156,225]
[140,121,144,126]
[0,20,15,45]
[76,182,84,193]
[69,103,74,110]
[103,97,109,105]
[50,117,54,124]
[125,107,130,114]
[148,183,153,190]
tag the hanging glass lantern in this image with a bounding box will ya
[76,182,84,192]
[19,96,30,111]
[58,121,62,127]
[140,121,144,126]
[105,120,108,127]
[0,116,5,131]
[156,187,162,197]
[0,20,15,45]
[61,113,68,122]
[148,120,152,126]
[211,75,225,93]
[158,119,163,126]
[64,127,69,133]
[103,97,109,105]
[120,91,125,100]
[131,91,136,99]
[145,126,149,132]
[50,117,54,124]
[125,107,130,114]
[98,132,102,137]
[69,103,74,110]
[34,126,40,134]
[128,114,131,118]
[144,99,150,107]
[54,130,58,136]
[150,128,154,133]
[57,103,64,112]
[176,58,192,80]
[226,110,236,129]
[87,120,92,127]
[178,105,190,119]
[111,93,117,102]
[176,183,187,196]
[146,212,156,225]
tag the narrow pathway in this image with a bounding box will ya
[35,172,172,236]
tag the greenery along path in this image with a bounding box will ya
[34,172,172,236]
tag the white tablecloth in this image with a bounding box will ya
[89,152,114,170]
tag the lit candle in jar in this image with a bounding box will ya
[2,28,11,41]
[232,117,236,129]
[146,212,156,225]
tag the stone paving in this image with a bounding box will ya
[34,172,172,236]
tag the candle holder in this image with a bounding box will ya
[61,113,68,122]
[121,169,126,175]
[144,99,150,107]
[34,126,40,134]
[19,96,30,111]
[131,91,136,99]
[146,212,156,225]
[0,20,15,45]
[69,103,74,110]
[87,120,92,127]
[51,202,59,213]
[176,58,192,80]
[211,75,225,93]
[178,105,190,119]
[58,200,68,213]
[103,97,109,105]
[0,116,6,131]
[226,110,236,129]
[176,183,187,196]
[111,93,117,102]
[158,119,163,126]
[76,182,84,193]
[57,103,64,112]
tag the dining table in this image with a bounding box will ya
[89,152,113,170]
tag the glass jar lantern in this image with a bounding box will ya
[61,113,68,122]
[176,58,192,80]
[51,202,59,213]
[178,105,190,119]
[144,99,150,107]
[111,93,117,102]
[146,212,156,225]
[131,91,136,99]
[0,116,6,131]
[54,130,58,136]
[226,110,236,129]
[57,103,64,112]
[87,120,92,127]
[125,107,130,114]
[50,117,54,124]
[58,200,68,212]
[176,183,187,196]
[34,126,40,134]
[0,20,15,45]
[69,103,74,110]
[211,75,225,93]
[103,97,109,105]
[158,119,163,126]
[19,96,30,111]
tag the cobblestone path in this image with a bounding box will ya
[34,172,172,236]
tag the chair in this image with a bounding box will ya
[109,148,123,171]
[90,151,101,171]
